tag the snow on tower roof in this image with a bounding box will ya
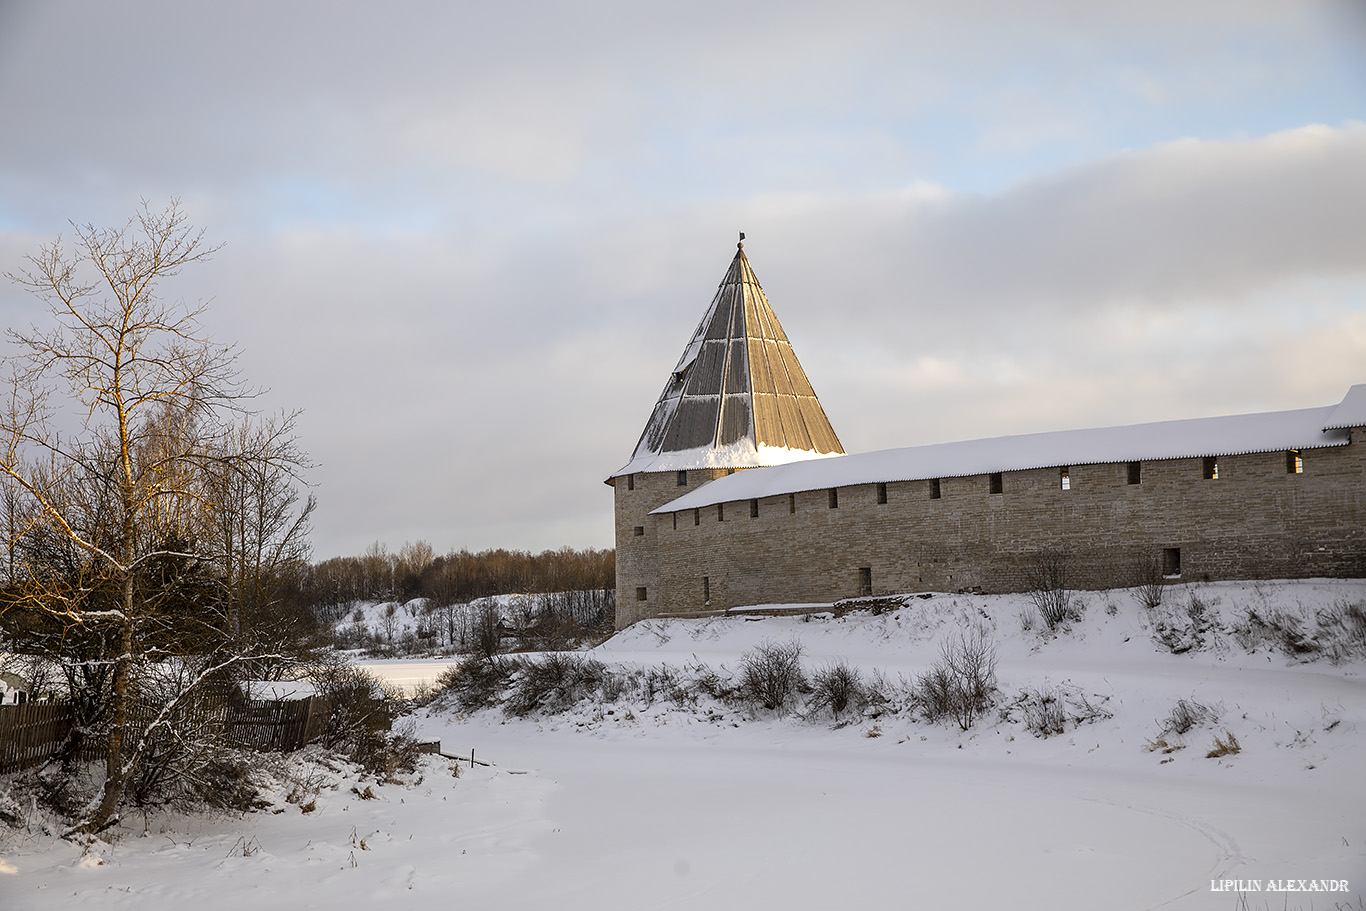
[652,390,1361,514]
[612,238,843,479]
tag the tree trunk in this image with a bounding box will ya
[79,577,134,834]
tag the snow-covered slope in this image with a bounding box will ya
[3,580,1363,911]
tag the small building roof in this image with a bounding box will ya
[239,680,319,701]
[612,239,843,479]
[652,391,1360,514]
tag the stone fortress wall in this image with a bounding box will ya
[614,434,1365,626]
[608,241,1365,629]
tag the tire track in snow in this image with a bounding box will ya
[1081,795,1244,908]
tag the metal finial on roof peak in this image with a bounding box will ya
[737,231,745,249]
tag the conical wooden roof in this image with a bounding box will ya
[616,240,843,476]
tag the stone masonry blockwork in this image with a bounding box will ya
[613,436,1365,626]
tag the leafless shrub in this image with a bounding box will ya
[1143,736,1183,755]
[380,720,425,776]
[1321,598,1366,659]
[117,665,247,811]
[504,654,613,717]
[860,669,908,717]
[1001,682,1113,738]
[598,667,630,703]
[637,665,669,704]
[1020,686,1067,737]
[512,591,615,651]
[1148,591,1215,654]
[1232,597,1366,661]
[1130,553,1167,611]
[1186,593,1210,627]
[915,662,956,722]
[808,660,867,720]
[1024,548,1081,630]
[385,679,431,711]
[738,640,806,712]
[686,660,734,703]
[310,663,409,773]
[435,657,515,712]
[1159,697,1219,737]
[1205,730,1241,758]
[640,665,693,706]
[139,749,264,813]
[916,627,998,730]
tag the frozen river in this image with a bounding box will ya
[353,657,459,696]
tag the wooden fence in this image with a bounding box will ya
[227,697,331,753]
[0,695,333,774]
[0,702,74,773]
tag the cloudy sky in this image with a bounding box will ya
[1,1,1364,560]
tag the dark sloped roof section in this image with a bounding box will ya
[621,243,843,474]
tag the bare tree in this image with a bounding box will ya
[393,540,434,599]
[207,412,316,642]
[0,201,311,834]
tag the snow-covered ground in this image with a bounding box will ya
[3,580,1364,910]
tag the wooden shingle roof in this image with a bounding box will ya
[614,240,843,477]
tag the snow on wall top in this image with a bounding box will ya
[613,240,842,480]
[1324,384,1366,430]
[651,394,1357,514]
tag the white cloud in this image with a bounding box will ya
[1,2,1363,557]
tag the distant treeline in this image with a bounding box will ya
[302,542,614,617]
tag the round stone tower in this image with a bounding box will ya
[606,237,843,627]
